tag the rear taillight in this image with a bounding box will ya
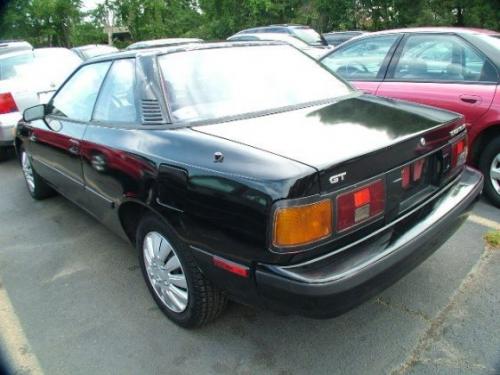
[0,92,18,114]
[401,158,426,190]
[337,179,385,232]
[273,199,333,247]
[451,136,467,168]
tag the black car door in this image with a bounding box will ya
[28,61,111,205]
[79,58,145,230]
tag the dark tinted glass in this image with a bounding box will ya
[93,59,137,123]
[51,62,111,121]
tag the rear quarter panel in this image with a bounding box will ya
[80,125,319,265]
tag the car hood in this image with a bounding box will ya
[192,94,460,171]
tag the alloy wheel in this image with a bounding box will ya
[143,231,189,313]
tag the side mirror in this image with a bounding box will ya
[23,104,47,122]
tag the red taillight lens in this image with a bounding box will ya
[451,137,467,168]
[413,159,425,181]
[337,179,385,232]
[402,166,411,189]
[0,92,18,114]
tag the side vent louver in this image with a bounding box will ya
[141,99,165,125]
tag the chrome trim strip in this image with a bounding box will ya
[84,185,114,206]
[155,197,184,213]
[35,158,83,186]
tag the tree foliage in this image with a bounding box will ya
[0,0,498,47]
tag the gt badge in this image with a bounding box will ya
[329,172,347,185]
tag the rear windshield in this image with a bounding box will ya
[0,52,34,81]
[159,45,351,122]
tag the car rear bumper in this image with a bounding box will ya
[0,112,20,145]
[253,167,483,317]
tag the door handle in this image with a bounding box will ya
[459,95,481,104]
[68,139,80,155]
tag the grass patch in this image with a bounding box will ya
[485,230,500,249]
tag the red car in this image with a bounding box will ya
[320,27,500,207]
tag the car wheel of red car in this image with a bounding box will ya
[479,137,500,208]
[137,213,227,328]
[20,147,55,200]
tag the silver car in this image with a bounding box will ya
[0,48,81,160]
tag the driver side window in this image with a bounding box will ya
[321,35,399,80]
[50,61,111,122]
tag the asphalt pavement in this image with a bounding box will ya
[0,155,499,375]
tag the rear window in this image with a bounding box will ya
[0,52,34,81]
[159,45,351,123]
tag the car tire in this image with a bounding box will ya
[19,146,54,200]
[479,137,500,208]
[0,146,10,162]
[136,213,227,328]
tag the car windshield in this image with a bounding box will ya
[292,28,324,45]
[0,51,34,81]
[159,45,351,123]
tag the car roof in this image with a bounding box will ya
[367,27,499,36]
[73,44,116,51]
[324,31,366,35]
[0,49,34,60]
[87,41,289,63]
[126,38,203,50]
[238,24,313,33]
[229,33,306,44]
[270,24,312,29]
[0,41,33,55]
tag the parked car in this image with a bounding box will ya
[323,31,367,47]
[227,32,327,58]
[126,38,203,50]
[72,44,119,60]
[320,27,500,207]
[235,24,330,48]
[0,48,82,160]
[17,42,482,327]
[0,40,32,55]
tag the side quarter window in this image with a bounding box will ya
[321,34,399,80]
[50,61,111,122]
[93,59,138,123]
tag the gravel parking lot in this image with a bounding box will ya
[0,155,499,375]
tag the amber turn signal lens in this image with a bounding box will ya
[273,199,332,247]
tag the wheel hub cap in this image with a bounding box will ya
[143,231,188,313]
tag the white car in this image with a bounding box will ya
[0,48,81,160]
[227,33,330,58]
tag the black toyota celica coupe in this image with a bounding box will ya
[16,42,483,328]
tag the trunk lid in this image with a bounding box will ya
[193,95,463,193]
